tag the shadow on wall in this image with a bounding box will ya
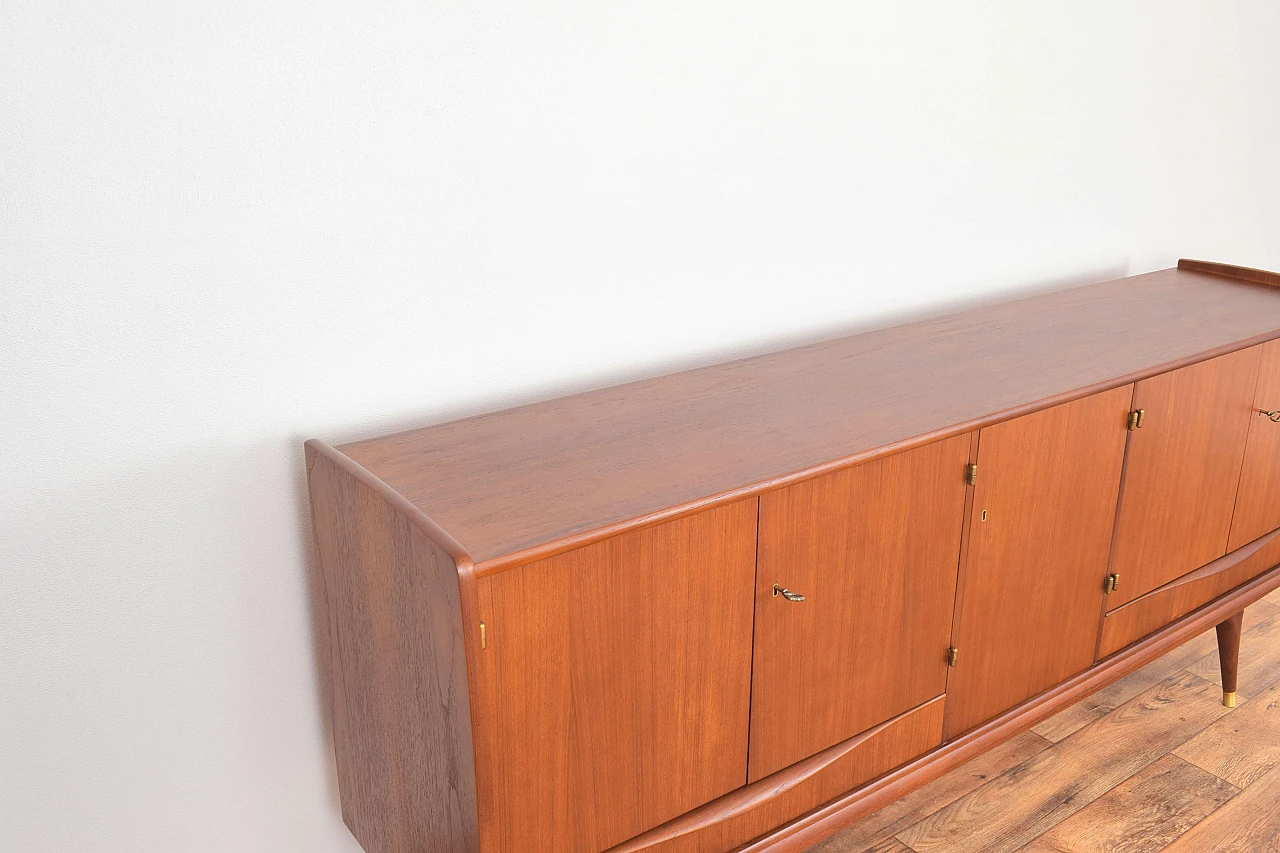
[295,259,1129,815]
[292,446,344,815]
[2,438,358,847]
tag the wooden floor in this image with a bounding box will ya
[808,587,1280,853]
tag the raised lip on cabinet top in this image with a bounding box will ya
[312,259,1280,577]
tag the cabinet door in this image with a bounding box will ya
[1229,339,1280,551]
[944,386,1131,740]
[472,500,757,853]
[748,434,970,782]
[1108,346,1261,607]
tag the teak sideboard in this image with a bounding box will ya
[306,258,1280,853]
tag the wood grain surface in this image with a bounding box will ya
[605,698,945,853]
[943,386,1131,739]
[1187,602,1280,700]
[335,266,1280,572]
[1159,762,1280,852]
[1178,258,1280,288]
[1099,529,1280,658]
[1018,754,1239,853]
[1041,603,1280,744]
[305,444,481,853]
[748,436,969,780]
[1107,346,1261,607]
[808,596,1280,853]
[1176,678,1280,789]
[734,564,1280,853]
[470,500,757,853]
[900,674,1234,853]
[1229,339,1280,551]
[858,841,914,853]
[1216,611,1245,699]
[804,731,1052,853]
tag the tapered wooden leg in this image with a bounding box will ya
[1216,610,1244,708]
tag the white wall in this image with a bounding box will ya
[3,2,1279,850]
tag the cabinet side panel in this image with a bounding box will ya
[307,450,481,853]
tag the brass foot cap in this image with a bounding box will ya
[1224,691,1238,708]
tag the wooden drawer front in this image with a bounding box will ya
[471,500,758,853]
[1100,528,1280,658]
[749,435,970,781]
[1108,346,1261,607]
[605,697,946,853]
[1230,339,1280,551]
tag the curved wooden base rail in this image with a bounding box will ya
[729,562,1280,853]
[305,260,1280,853]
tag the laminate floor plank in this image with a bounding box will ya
[1016,754,1238,853]
[859,840,915,853]
[1175,677,1280,788]
[1159,762,1280,852]
[805,732,1052,853]
[893,674,1233,853]
[1028,668,1178,745]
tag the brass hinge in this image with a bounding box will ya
[480,621,488,650]
[946,647,959,667]
[1104,573,1120,594]
[1127,409,1145,431]
[965,463,978,486]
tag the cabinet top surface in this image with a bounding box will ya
[335,265,1280,570]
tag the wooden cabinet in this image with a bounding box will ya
[307,260,1280,853]
[1229,339,1280,551]
[748,435,970,781]
[1108,346,1261,607]
[471,500,758,853]
[943,386,1131,739]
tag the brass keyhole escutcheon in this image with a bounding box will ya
[981,509,988,522]
[772,584,805,602]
